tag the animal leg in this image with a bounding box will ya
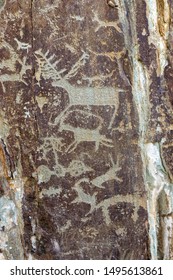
[108,105,117,130]
[65,140,78,153]
[101,139,114,148]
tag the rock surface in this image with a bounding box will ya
[0,0,172,259]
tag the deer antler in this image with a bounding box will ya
[35,49,66,81]
[65,51,89,79]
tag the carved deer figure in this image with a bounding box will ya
[72,178,145,225]
[35,49,124,129]
[58,109,113,153]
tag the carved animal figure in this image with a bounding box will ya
[0,41,31,91]
[58,109,113,153]
[91,155,122,188]
[14,38,31,53]
[35,49,122,129]
[72,179,145,225]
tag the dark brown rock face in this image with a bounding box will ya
[0,0,172,260]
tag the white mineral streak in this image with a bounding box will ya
[162,216,173,259]
[118,0,172,259]
[0,194,24,259]
[144,143,173,259]
[146,0,170,75]
[145,0,172,260]
[0,113,10,140]
[13,175,25,237]
[0,171,24,259]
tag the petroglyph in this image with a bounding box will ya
[88,47,126,61]
[70,15,84,22]
[68,155,123,225]
[58,109,113,153]
[72,179,145,225]
[82,70,116,87]
[93,12,122,33]
[46,16,60,40]
[35,48,121,128]
[35,49,88,84]
[35,49,122,106]
[0,41,21,71]
[36,158,93,184]
[14,38,31,53]
[37,137,91,179]
[72,180,97,213]
[91,155,122,188]
[39,186,62,199]
[0,41,31,91]
[91,194,144,225]
[66,160,93,177]
[39,137,65,154]
[37,165,54,183]
[37,158,65,180]
[36,96,49,113]
[64,51,90,80]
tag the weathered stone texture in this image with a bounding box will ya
[0,0,172,259]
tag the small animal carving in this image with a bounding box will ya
[91,155,122,188]
[58,109,113,153]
